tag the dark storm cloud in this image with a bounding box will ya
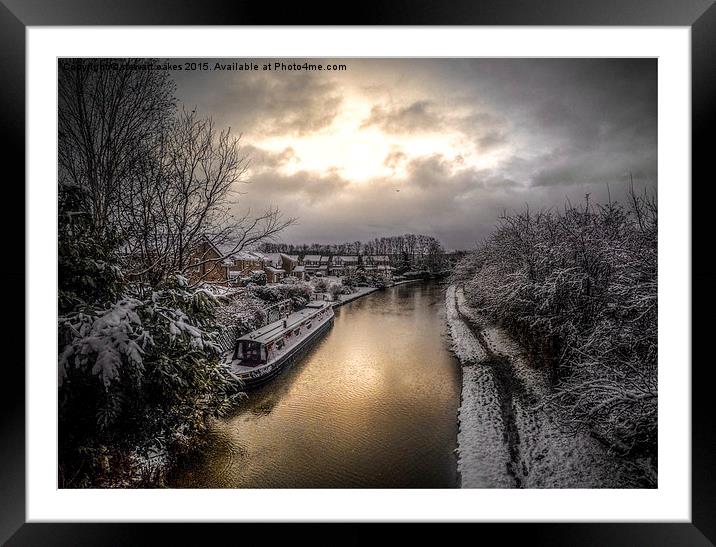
[246,169,351,205]
[242,144,298,170]
[361,100,444,133]
[362,99,510,153]
[470,59,658,188]
[477,130,508,151]
[174,67,342,137]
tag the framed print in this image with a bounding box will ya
[3,0,714,544]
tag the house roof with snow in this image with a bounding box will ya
[260,253,284,266]
[203,235,265,262]
[233,251,264,261]
[303,254,321,262]
[338,255,359,263]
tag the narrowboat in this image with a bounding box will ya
[226,301,334,388]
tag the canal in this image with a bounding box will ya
[171,281,461,488]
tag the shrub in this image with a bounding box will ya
[58,276,241,487]
[312,278,329,292]
[328,281,344,301]
[249,281,312,308]
[453,191,657,468]
[249,270,267,286]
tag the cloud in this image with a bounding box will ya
[477,130,508,151]
[246,169,351,205]
[383,148,408,170]
[242,144,298,171]
[235,151,528,249]
[530,147,657,188]
[361,100,444,133]
[175,68,343,137]
[362,100,510,154]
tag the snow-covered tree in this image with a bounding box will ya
[57,59,292,487]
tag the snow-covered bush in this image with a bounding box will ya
[311,278,329,292]
[326,281,355,301]
[58,275,241,487]
[248,270,267,286]
[215,291,267,338]
[328,281,344,301]
[249,281,312,308]
[453,192,657,471]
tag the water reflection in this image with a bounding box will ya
[171,281,461,488]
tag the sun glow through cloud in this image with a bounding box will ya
[252,94,505,183]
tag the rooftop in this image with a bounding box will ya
[238,303,330,344]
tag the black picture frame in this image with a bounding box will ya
[2,1,712,544]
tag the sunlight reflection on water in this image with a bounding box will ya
[172,281,461,488]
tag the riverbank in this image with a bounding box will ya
[331,286,379,307]
[391,278,423,287]
[445,285,643,488]
[326,278,421,308]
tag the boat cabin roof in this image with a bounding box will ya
[237,302,330,345]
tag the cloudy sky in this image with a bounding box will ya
[172,58,656,250]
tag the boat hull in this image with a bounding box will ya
[234,316,334,390]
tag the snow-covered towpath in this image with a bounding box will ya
[446,285,641,488]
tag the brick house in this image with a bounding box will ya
[225,250,265,279]
[187,237,230,284]
[281,254,306,280]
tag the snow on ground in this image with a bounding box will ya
[447,285,640,488]
[391,279,422,287]
[445,285,487,364]
[447,285,512,487]
[457,365,515,487]
[333,286,378,307]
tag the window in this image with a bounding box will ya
[236,341,265,365]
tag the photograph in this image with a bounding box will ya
[57,56,657,490]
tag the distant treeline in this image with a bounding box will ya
[452,191,657,484]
